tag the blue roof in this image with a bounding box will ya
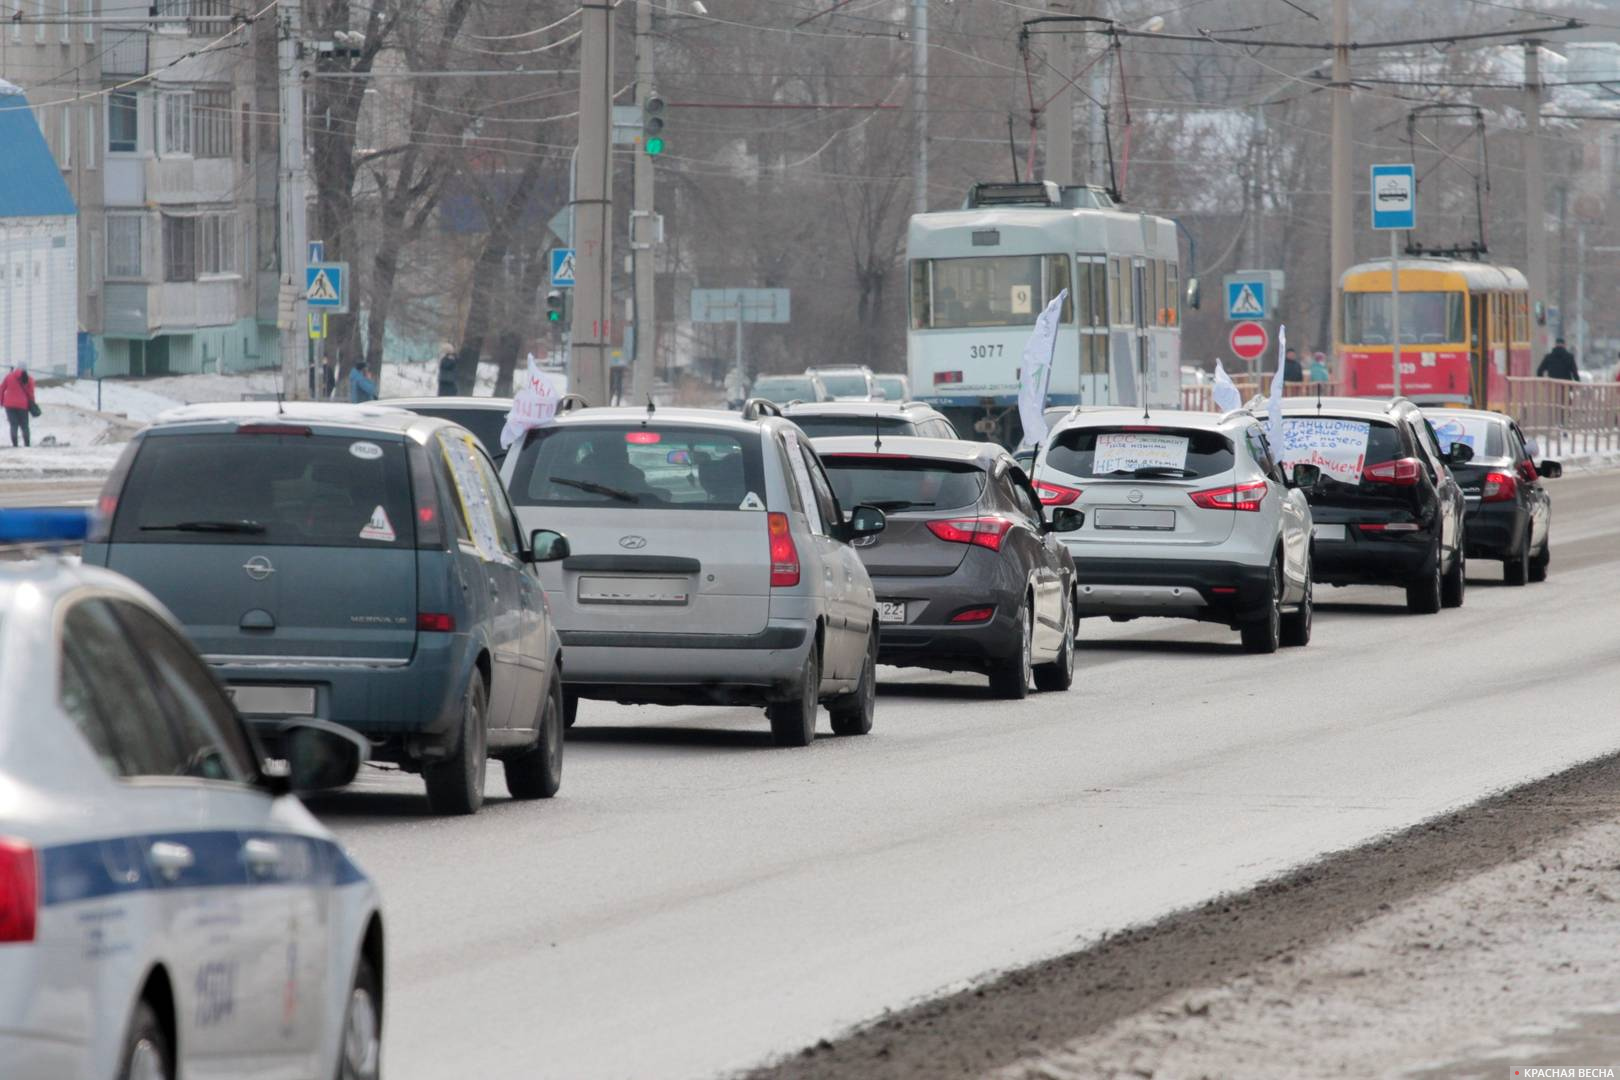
[0,82,77,219]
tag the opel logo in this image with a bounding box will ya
[242,555,275,581]
[618,535,648,550]
[1127,489,1144,504]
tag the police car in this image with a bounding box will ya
[0,510,385,1080]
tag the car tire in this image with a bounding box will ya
[337,955,382,1080]
[829,629,876,736]
[989,602,1033,699]
[1240,559,1282,654]
[767,642,820,747]
[424,672,488,815]
[563,690,579,729]
[1033,598,1075,692]
[1280,561,1312,648]
[1529,539,1550,583]
[1406,540,1443,615]
[503,676,563,800]
[118,1000,172,1080]
[1441,535,1466,609]
[1503,530,1530,586]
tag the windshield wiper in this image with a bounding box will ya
[867,499,936,511]
[552,476,639,504]
[139,520,267,534]
[1097,467,1197,479]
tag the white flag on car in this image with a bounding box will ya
[500,354,569,450]
[1211,359,1243,414]
[1267,325,1288,448]
[1017,288,1069,450]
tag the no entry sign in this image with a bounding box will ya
[1229,321,1270,362]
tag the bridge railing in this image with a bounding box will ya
[1179,380,1344,412]
[1504,377,1620,457]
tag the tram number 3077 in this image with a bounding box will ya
[969,343,1005,359]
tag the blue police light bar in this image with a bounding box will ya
[0,508,93,544]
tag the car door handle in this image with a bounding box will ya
[148,841,194,881]
[241,838,282,875]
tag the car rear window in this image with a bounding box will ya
[508,424,766,510]
[401,405,508,460]
[821,455,985,513]
[791,415,916,439]
[753,379,817,403]
[111,432,415,548]
[1276,416,1406,488]
[1045,426,1234,479]
[818,375,870,397]
[1429,415,1505,458]
[874,377,907,400]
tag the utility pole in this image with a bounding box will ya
[1041,1,1073,186]
[1328,0,1351,367]
[911,0,928,213]
[631,0,656,402]
[277,0,311,399]
[1523,40,1549,360]
[571,1,614,406]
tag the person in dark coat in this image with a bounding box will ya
[1282,347,1305,383]
[437,343,459,397]
[1537,338,1579,381]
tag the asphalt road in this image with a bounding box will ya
[303,469,1620,1078]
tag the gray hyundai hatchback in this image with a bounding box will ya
[82,402,569,815]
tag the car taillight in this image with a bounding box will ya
[1363,458,1421,486]
[1189,480,1268,512]
[926,517,1015,552]
[768,512,800,587]
[1481,471,1518,502]
[405,440,446,550]
[87,439,142,544]
[417,613,455,632]
[1034,480,1081,506]
[950,606,995,624]
[0,837,38,944]
[933,370,963,385]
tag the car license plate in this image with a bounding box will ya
[877,600,906,624]
[1094,508,1176,531]
[1312,524,1347,542]
[229,685,316,716]
[578,576,690,606]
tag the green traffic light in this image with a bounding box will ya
[547,309,561,322]
[645,136,665,156]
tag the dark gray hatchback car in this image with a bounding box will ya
[81,402,568,815]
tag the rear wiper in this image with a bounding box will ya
[1097,467,1196,478]
[868,500,935,511]
[552,476,638,504]
[139,520,266,534]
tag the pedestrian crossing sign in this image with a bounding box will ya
[306,262,349,313]
[1225,279,1267,321]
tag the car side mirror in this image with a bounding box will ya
[1538,459,1562,480]
[1185,277,1202,311]
[846,504,887,538]
[1444,442,1474,465]
[1289,462,1322,490]
[276,718,367,793]
[1045,506,1084,533]
[528,528,570,563]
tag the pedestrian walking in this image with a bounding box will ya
[349,359,379,403]
[1537,337,1579,381]
[1,363,38,447]
[1283,347,1304,383]
[436,343,458,397]
[609,353,628,406]
[321,358,337,400]
[1309,351,1331,383]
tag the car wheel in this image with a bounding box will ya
[337,955,382,1080]
[424,672,488,815]
[767,642,819,747]
[829,629,876,736]
[503,676,563,800]
[1406,539,1443,615]
[563,690,580,729]
[1280,560,1312,648]
[118,1001,172,1080]
[1503,529,1530,586]
[989,602,1032,699]
[1033,597,1075,692]
[1441,534,1466,609]
[1240,559,1282,654]
[1529,538,1550,583]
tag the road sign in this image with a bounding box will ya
[308,313,326,340]
[1229,321,1270,362]
[306,262,348,313]
[611,104,641,146]
[550,248,576,288]
[690,287,791,324]
[307,240,324,263]
[1371,163,1416,230]
[1225,279,1267,320]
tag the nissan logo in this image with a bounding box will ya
[1127,489,1144,504]
[618,535,648,550]
[242,555,276,581]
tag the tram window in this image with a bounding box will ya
[1083,332,1109,374]
[1074,257,1106,328]
[1165,262,1180,326]
[910,260,930,330]
[911,254,1072,329]
[1343,292,1464,346]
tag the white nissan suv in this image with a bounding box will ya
[1031,407,1317,653]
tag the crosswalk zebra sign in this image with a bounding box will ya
[306,262,349,313]
[1225,279,1267,321]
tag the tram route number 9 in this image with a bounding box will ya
[969,344,1004,360]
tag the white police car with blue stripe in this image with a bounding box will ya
[0,510,385,1080]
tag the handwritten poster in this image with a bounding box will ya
[500,355,569,450]
[440,432,503,556]
[1278,418,1371,486]
[1091,433,1189,476]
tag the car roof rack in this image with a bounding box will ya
[740,398,785,420]
[557,394,591,414]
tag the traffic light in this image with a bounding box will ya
[642,96,665,156]
[546,289,566,323]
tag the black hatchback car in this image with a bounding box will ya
[815,436,1081,698]
[1269,397,1470,614]
[1427,408,1561,585]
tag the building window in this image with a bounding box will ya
[199,212,236,275]
[107,213,143,278]
[83,104,96,169]
[59,108,72,168]
[57,0,68,43]
[84,0,95,42]
[240,102,251,164]
[163,215,195,281]
[107,89,137,152]
[194,88,231,158]
[160,92,192,156]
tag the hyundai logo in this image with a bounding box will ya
[242,555,276,581]
[618,535,648,550]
